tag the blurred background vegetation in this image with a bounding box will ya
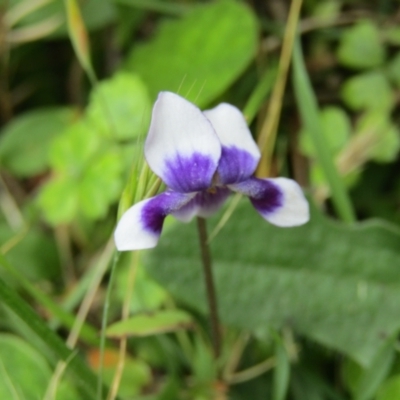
[1,0,400,399]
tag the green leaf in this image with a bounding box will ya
[337,21,386,69]
[40,120,124,224]
[354,112,400,163]
[38,175,79,225]
[125,0,257,107]
[0,334,51,399]
[0,107,76,177]
[272,336,290,400]
[79,150,123,219]
[86,73,151,140]
[341,71,393,111]
[376,375,400,400]
[300,106,351,157]
[145,202,400,366]
[354,337,395,400]
[106,310,193,337]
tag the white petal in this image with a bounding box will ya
[204,103,260,183]
[114,191,194,251]
[231,177,309,227]
[145,92,221,193]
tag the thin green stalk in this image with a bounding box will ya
[97,251,120,400]
[0,253,99,345]
[0,275,102,400]
[243,63,277,124]
[292,37,356,223]
[256,0,303,176]
[196,217,221,359]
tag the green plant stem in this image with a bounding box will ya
[97,251,120,400]
[196,217,221,359]
[0,275,101,400]
[292,37,356,223]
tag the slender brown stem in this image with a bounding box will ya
[196,217,221,358]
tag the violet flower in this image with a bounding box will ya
[115,92,309,251]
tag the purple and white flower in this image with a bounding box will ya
[114,92,309,251]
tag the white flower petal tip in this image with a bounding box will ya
[114,199,160,251]
[230,177,309,227]
[260,178,309,227]
[203,103,260,183]
[145,92,221,193]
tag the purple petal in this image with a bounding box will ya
[145,92,221,193]
[172,188,231,222]
[203,103,260,184]
[114,191,195,251]
[231,177,309,227]
[217,146,260,184]
[164,152,218,193]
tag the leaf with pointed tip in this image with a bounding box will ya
[106,310,193,338]
[145,201,400,366]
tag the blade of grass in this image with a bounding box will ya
[0,253,99,345]
[292,37,356,223]
[0,275,102,400]
[243,63,278,124]
[256,0,303,177]
[97,251,120,400]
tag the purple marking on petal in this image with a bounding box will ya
[140,191,193,234]
[173,187,231,221]
[217,146,259,185]
[164,152,217,193]
[231,177,283,215]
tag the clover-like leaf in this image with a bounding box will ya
[0,107,77,177]
[341,71,393,111]
[86,72,151,140]
[337,21,386,69]
[300,106,351,157]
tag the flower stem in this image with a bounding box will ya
[196,217,221,359]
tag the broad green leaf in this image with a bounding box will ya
[337,21,385,69]
[86,72,151,140]
[125,0,257,107]
[376,375,400,400]
[106,310,193,337]
[355,112,400,163]
[9,0,116,38]
[341,71,393,111]
[0,107,76,177]
[300,106,351,157]
[146,202,400,366]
